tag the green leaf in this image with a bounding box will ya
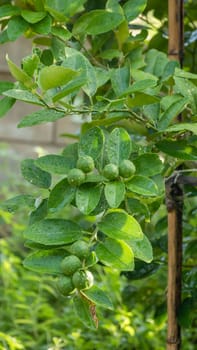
[0,97,15,118]
[126,198,150,220]
[51,26,72,41]
[24,219,83,245]
[6,55,34,88]
[120,79,157,97]
[23,249,68,274]
[127,234,153,263]
[175,67,197,80]
[35,154,73,174]
[158,97,189,130]
[174,77,197,114]
[178,298,195,328]
[7,16,29,41]
[144,49,169,78]
[63,47,97,96]
[0,195,35,213]
[126,176,159,196]
[81,285,113,309]
[73,295,97,329]
[0,4,20,18]
[107,127,132,165]
[111,66,130,97]
[61,142,78,168]
[79,127,105,165]
[21,10,46,23]
[73,9,124,36]
[126,92,159,107]
[52,75,87,102]
[29,198,48,225]
[133,153,163,176]
[123,0,147,21]
[38,65,78,91]
[4,89,44,106]
[48,178,75,212]
[156,140,197,161]
[76,184,102,215]
[17,108,65,128]
[0,81,14,94]
[32,15,52,35]
[123,260,160,280]
[21,158,51,188]
[98,209,143,241]
[104,181,125,208]
[96,238,134,271]
[22,53,40,76]
[165,123,197,135]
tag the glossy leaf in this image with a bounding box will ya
[0,195,35,213]
[4,89,44,106]
[111,66,130,97]
[174,77,197,114]
[133,153,163,176]
[73,295,97,329]
[23,249,68,274]
[29,199,48,225]
[165,123,197,135]
[127,234,153,263]
[35,154,73,174]
[96,238,134,270]
[120,79,157,97]
[48,178,75,212]
[0,97,15,118]
[123,260,160,280]
[156,140,197,161]
[6,55,33,88]
[126,176,159,196]
[73,9,124,36]
[79,127,105,164]
[107,128,132,165]
[38,65,78,91]
[51,26,72,41]
[0,81,14,94]
[17,109,65,128]
[126,198,150,220]
[123,0,147,21]
[63,47,97,96]
[76,184,102,215]
[32,15,52,35]
[7,16,29,41]
[104,181,125,208]
[61,143,78,168]
[81,286,113,309]
[21,10,46,23]
[126,93,159,107]
[21,158,51,188]
[158,97,189,130]
[98,209,143,241]
[0,4,20,18]
[52,75,87,102]
[24,219,83,245]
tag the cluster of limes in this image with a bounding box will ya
[67,155,136,186]
[103,159,136,180]
[56,240,93,296]
[67,155,95,186]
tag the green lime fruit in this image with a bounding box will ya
[67,168,85,186]
[103,163,119,180]
[70,240,90,260]
[56,275,75,296]
[77,156,95,173]
[60,255,82,276]
[72,270,94,290]
[119,160,136,178]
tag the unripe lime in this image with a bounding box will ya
[72,270,94,290]
[77,156,94,173]
[119,160,136,178]
[67,168,85,186]
[70,240,90,260]
[60,255,82,275]
[103,163,119,180]
[56,275,74,296]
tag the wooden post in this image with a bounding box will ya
[167,1,184,349]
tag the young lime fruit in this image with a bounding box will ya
[119,159,136,178]
[77,155,94,173]
[103,163,119,180]
[72,270,94,290]
[60,255,82,276]
[70,240,90,260]
[56,275,75,296]
[67,168,85,186]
